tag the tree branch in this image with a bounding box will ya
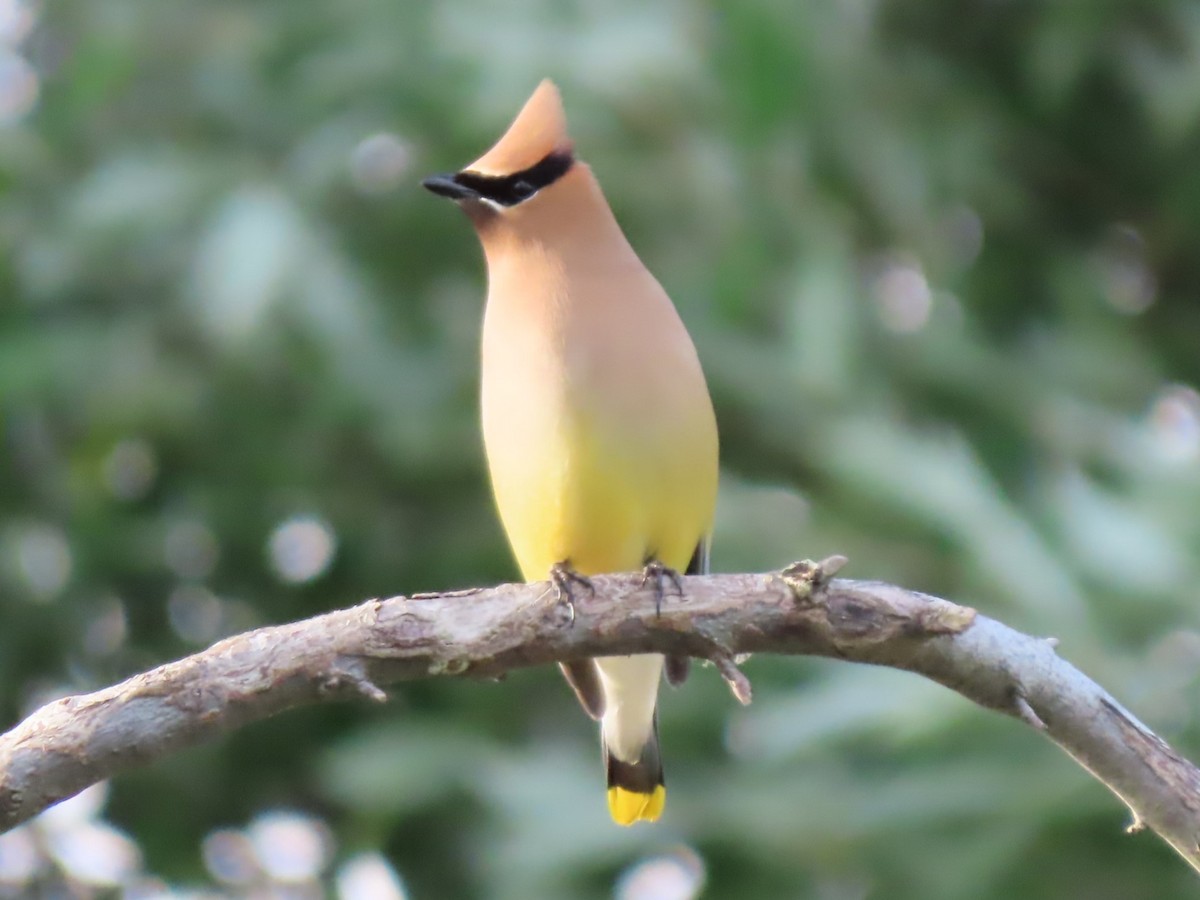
[2,559,1198,873]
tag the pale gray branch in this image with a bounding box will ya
[2,560,1198,874]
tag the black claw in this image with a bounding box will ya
[641,559,685,617]
[550,561,593,625]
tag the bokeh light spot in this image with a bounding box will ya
[350,132,412,194]
[0,826,39,887]
[1147,383,1200,464]
[0,48,37,123]
[103,438,158,502]
[616,847,706,900]
[0,0,37,46]
[38,782,109,833]
[1096,224,1155,315]
[268,514,337,584]
[246,810,332,883]
[336,852,408,900]
[45,822,141,888]
[872,257,933,334]
[84,595,128,657]
[10,522,71,599]
[202,829,261,886]
[164,519,219,580]
[167,584,225,644]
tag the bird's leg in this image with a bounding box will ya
[549,560,594,625]
[640,558,685,617]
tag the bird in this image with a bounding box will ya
[422,79,719,826]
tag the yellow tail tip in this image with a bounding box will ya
[607,785,666,825]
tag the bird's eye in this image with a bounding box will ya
[511,179,534,200]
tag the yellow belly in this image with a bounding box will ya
[486,410,713,582]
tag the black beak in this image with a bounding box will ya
[421,173,478,201]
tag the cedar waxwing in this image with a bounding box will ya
[423,80,719,826]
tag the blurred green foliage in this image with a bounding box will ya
[3,0,1200,897]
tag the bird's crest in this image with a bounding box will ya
[468,79,573,177]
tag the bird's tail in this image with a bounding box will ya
[603,712,665,825]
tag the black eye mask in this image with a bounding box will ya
[451,151,575,206]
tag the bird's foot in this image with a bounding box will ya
[549,561,594,625]
[640,558,685,617]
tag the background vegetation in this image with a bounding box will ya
[3,1,1200,897]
